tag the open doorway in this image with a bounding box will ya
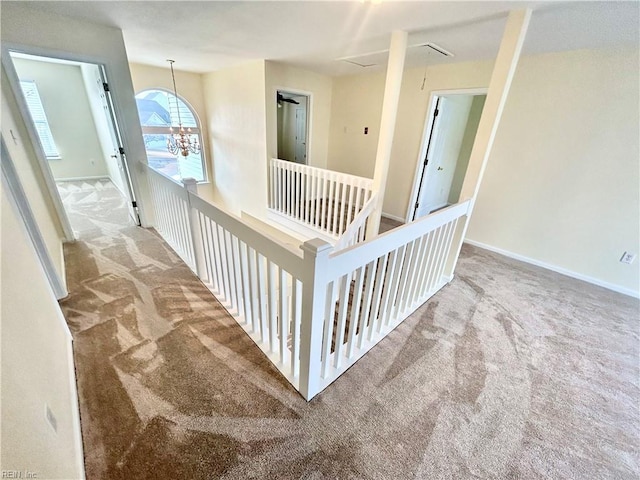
[408,90,486,221]
[7,51,139,237]
[276,90,309,164]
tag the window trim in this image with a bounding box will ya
[135,88,207,183]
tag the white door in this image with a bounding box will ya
[81,64,126,194]
[414,96,473,219]
[95,66,139,224]
[294,106,307,164]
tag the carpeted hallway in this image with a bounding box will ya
[58,180,639,479]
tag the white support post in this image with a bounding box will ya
[182,177,207,280]
[299,238,333,401]
[444,9,532,278]
[367,29,408,239]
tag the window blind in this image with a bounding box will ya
[19,80,60,159]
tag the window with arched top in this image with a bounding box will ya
[135,89,206,182]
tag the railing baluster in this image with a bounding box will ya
[236,240,250,325]
[379,246,404,331]
[296,167,302,221]
[268,260,278,353]
[358,260,378,350]
[433,220,456,289]
[318,171,325,229]
[321,280,336,379]
[393,240,415,319]
[368,254,388,342]
[338,182,348,235]
[205,216,218,292]
[333,272,352,369]
[247,246,259,333]
[198,212,212,286]
[291,278,302,378]
[346,265,365,358]
[407,233,428,307]
[424,226,444,294]
[257,253,268,343]
[319,171,328,231]
[279,267,289,365]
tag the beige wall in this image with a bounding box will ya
[2,70,66,285]
[265,61,333,169]
[129,62,212,184]
[467,47,640,295]
[327,60,494,218]
[12,57,109,180]
[328,47,639,295]
[202,60,268,216]
[1,187,84,479]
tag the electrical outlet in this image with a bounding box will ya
[45,404,57,433]
[620,252,636,264]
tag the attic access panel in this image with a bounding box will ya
[337,42,454,69]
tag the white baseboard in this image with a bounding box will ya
[66,336,86,480]
[464,239,639,299]
[382,212,405,223]
[55,175,109,182]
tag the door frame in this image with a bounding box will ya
[405,87,488,223]
[274,87,311,165]
[1,42,144,239]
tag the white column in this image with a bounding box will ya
[444,9,532,277]
[366,30,408,238]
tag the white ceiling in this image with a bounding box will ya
[19,1,640,76]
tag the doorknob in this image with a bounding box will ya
[437,166,443,171]
[110,155,118,158]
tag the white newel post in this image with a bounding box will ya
[444,9,531,279]
[182,177,207,280]
[299,238,333,400]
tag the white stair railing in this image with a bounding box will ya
[147,166,307,386]
[145,164,471,400]
[269,158,373,238]
[304,201,470,397]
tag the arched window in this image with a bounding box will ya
[135,89,206,182]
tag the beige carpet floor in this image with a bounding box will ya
[57,180,639,479]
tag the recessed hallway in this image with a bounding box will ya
[58,185,639,479]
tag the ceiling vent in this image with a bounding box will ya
[420,43,454,58]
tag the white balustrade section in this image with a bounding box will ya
[304,200,471,397]
[147,168,196,271]
[144,164,470,400]
[269,158,373,238]
[146,165,307,386]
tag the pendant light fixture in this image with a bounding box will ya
[166,59,200,157]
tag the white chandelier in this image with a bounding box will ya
[166,59,200,157]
